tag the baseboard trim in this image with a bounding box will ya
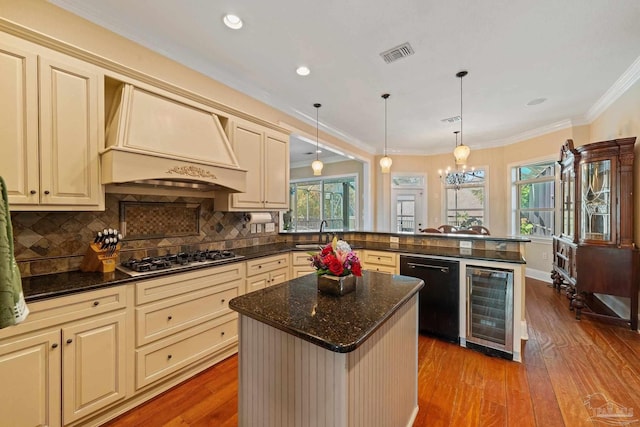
[526,268,552,283]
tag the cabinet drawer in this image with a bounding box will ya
[292,266,315,278]
[363,250,397,267]
[136,282,238,346]
[136,262,244,305]
[291,251,313,266]
[246,254,289,276]
[0,287,127,339]
[364,265,396,274]
[135,313,238,389]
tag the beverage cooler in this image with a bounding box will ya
[465,266,514,359]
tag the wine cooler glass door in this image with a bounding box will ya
[466,267,514,355]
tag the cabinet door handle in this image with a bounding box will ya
[406,262,449,273]
[66,339,73,344]
[93,301,99,307]
[44,190,50,195]
[30,190,37,195]
[51,343,58,349]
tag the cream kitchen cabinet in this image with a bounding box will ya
[246,254,290,293]
[361,250,398,274]
[291,251,316,278]
[0,32,103,210]
[218,118,290,211]
[134,263,243,389]
[0,287,127,427]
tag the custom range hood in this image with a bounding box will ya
[101,83,246,195]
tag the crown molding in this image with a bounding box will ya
[585,55,640,122]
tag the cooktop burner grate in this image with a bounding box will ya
[118,250,243,276]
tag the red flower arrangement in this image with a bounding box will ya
[310,237,362,277]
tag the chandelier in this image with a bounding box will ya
[438,131,481,190]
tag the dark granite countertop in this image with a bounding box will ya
[229,271,424,353]
[21,241,523,302]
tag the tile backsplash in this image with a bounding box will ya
[11,194,278,277]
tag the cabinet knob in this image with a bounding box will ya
[258,265,262,269]
[30,190,36,195]
[51,343,58,349]
[278,261,281,264]
[93,301,99,307]
[66,338,73,344]
[168,315,173,321]
[221,331,225,336]
[44,190,50,195]
[221,299,225,304]
[167,354,172,360]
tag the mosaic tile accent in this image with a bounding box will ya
[121,202,200,239]
[11,193,279,277]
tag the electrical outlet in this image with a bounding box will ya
[256,224,263,233]
[250,224,257,233]
[459,240,472,249]
[542,252,548,260]
[265,223,275,232]
[390,236,399,243]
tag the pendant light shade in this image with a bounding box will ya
[380,93,392,174]
[454,71,470,166]
[311,103,323,176]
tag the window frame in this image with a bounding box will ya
[288,173,359,232]
[442,167,489,228]
[511,159,558,239]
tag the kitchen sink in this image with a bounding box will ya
[294,244,323,250]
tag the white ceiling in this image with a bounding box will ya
[50,0,640,165]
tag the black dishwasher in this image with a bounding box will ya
[400,255,460,343]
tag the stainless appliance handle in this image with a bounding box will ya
[406,262,449,273]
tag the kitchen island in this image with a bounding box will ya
[229,271,424,427]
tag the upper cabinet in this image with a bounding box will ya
[217,118,290,211]
[0,33,104,210]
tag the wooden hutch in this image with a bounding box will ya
[552,137,638,330]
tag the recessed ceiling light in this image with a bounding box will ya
[296,66,311,76]
[223,14,243,30]
[527,97,547,106]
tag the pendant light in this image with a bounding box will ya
[311,103,324,176]
[453,71,470,166]
[379,93,393,173]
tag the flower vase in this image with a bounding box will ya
[317,274,356,296]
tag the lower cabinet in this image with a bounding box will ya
[291,251,315,278]
[0,287,128,427]
[246,254,290,293]
[134,263,244,390]
[361,250,398,274]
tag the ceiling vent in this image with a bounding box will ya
[380,42,415,64]
[441,115,461,124]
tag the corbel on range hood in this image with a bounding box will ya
[101,83,247,195]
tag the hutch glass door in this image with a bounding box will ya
[580,160,611,242]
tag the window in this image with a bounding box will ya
[443,169,486,227]
[512,161,556,237]
[287,176,358,231]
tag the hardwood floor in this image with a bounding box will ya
[103,279,640,426]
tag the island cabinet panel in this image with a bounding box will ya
[237,295,419,427]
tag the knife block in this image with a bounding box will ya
[80,243,121,273]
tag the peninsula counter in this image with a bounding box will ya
[229,271,424,427]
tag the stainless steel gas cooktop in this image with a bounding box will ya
[117,250,244,277]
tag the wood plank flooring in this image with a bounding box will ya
[103,279,640,426]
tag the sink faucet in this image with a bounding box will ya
[319,220,328,233]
